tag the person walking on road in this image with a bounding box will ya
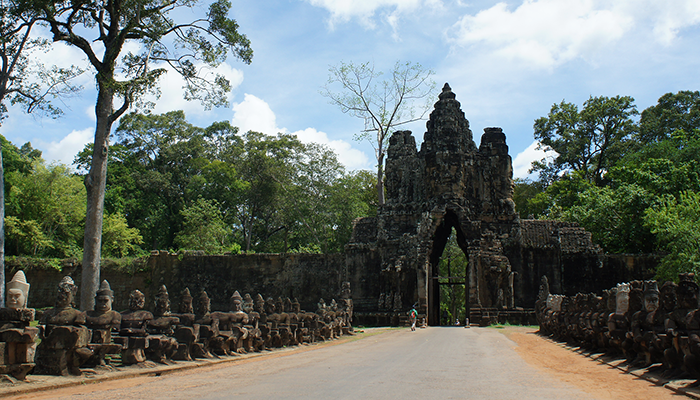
[408,306,418,331]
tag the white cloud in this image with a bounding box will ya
[293,128,370,170]
[149,63,244,116]
[448,0,634,69]
[231,94,280,135]
[446,0,700,70]
[512,140,556,179]
[305,0,433,28]
[37,128,94,168]
[231,94,370,170]
[634,0,700,45]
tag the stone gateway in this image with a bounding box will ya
[346,84,603,326]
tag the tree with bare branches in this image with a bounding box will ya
[323,61,436,205]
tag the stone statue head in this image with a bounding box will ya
[56,276,78,309]
[265,297,276,314]
[292,298,301,313]
[180,288,194,314]
[230,291,243,312]
[285,298,293,313]
[243,293,254,313]
[129,289,146,311]
[677,273,699,309]
[275,297,285,313]
[154,285,171,316]
[6,270,30,309]
[340,281,351,299]
[254,294,265,314]
[94,280,114,313]
[198,290,211,317]
[629,280,644,314]
[330,299,338,312]
[178,288,194,314]
[615,283,630,314]
[660,281,678,312]
[606,287,617,312]
[643,280,660,313]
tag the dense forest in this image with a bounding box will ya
[2,110,376,258]
[3,90,699,281]
[514,91,700,281]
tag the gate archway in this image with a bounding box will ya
[426,210,477,326]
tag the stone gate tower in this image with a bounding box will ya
[345,84,603,325]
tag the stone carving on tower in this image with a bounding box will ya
[345,83,602,325]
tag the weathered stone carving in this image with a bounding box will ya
[0,271,38,380]
[536,273,700,381]
[346,83,602,326]
[171,287,198,361]
[118,289,153,365]
[35,276,92,376]
[85,280,122,367]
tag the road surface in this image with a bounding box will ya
[18,326,608,400]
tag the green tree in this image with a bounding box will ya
[438,230,467,325]
[532,96,638,186]
[638,91,700,144]
[77,111,247,251]
[5,160,85,257]
[323,61,436,205]
[0,0,83,122]
[25,0,252,309]
[645,191,700,281]
[512,178,545,219]
[101,212,143,258]
[175,197,235,254]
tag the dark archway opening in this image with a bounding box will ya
[427,211,471,326]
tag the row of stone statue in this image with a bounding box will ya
[535,273,700,380]
[0,271,354,379]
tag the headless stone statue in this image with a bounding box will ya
[35,276,92,376]
[0,271,38,380]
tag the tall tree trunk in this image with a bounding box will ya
[80,84,113,311]
[0,145,4,308]
[377,152,385,206]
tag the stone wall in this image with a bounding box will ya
[6,252,346,313]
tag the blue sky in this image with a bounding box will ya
[2,0,700,178]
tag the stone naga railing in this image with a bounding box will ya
[0,273,355,379]
[535,273,700,378]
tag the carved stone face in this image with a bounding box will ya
[678,284,699,309]
[644,292,659,313]
[198,292,211,316]
[7,288,26,309]
[95,294,113,313]
[129,290,146,311]
[660,283,677,312]
[254,296,264,313]
[616,290,629,314]
[243,294,254,313]
[265,298,276,314]
[56,287,74,308]
[232,299,243,312]
[155,294,170,315]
